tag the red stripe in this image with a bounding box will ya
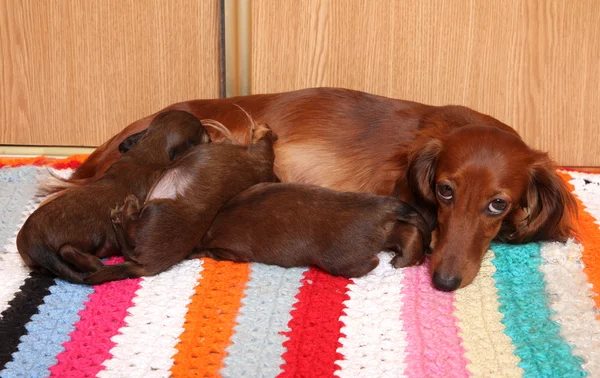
[279,268,350,378]
[0,155,86,169]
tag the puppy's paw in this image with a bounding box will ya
[123,194,141,218]
[391,251,425,268]
[252,123,278,143]
[110,204,124,224]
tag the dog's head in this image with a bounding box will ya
[118,110,211,163]
[408,125,577,291]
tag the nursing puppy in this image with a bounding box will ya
[84,123,277,284]
[16,110,210,283]
[197,183,432,278]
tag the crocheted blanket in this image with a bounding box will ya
[0,156,598,378]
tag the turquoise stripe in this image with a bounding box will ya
[491,242,586,378]
[1,280,94,378]
[221,263,307,378]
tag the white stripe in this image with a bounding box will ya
[47,167,75,179]
[564,171,600,226]
[539,240,600,375]
[454,250,523,377]
[0,198,41,318]
[335,252,408,378]
[98,259,203,378]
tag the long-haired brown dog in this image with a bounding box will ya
[196,182,432,278]
[65,87,577,291]
[84,123,278,284]
[16,110,210,283]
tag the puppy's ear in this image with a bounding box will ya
[504,154,577,243]
[166,125,211,161]
[119,130,148,154]
[407,139,442,204]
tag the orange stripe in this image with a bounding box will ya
[171,258,250,377]
[558,171,600,309]
[0,155,88,168]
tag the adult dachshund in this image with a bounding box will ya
[68,87,577,291]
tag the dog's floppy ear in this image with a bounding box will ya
[504,154,577,243]
[118,130,148,154]
[407,139,443,204]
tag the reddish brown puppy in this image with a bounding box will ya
[84,124,278,284]
[197,182,432,278]
[67,87,577,291]
[16,110,210,283]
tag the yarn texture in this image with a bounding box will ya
[0,158,599,378]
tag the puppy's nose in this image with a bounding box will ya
[432,272,461,292]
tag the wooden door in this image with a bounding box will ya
[248,0,600,166]
[0,0,221,147]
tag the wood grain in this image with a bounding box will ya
[250,0,600,166]
[0,0,220,147]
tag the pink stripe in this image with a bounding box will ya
[400,263,470,377]
[49,257,142,378]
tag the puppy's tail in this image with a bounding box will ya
[37,168,93,197]
[84,261,146,285]
[394,202,432,253]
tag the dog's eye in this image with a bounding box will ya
[437,184,453,200]
[488,199,508,214]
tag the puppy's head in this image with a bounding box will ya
[408,125,576,291]
[119,110,211,162]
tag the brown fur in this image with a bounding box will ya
[84,124,278,284]
[195,182,432,278]
[404,126,577,290]
[16,110,210,283]
[66,87,577,291]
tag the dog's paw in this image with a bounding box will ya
[122,194,142,221]
[252,123,278,143]
[110,204,123,224]
[391,251,425,268]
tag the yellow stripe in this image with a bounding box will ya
[454,250,524,377]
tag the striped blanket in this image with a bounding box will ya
[0,156,598,378]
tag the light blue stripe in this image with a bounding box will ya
[1,280,93,378]
[491,242,586,378]
[221,263,307,378]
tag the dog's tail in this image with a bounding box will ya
[84,261,146,285]
[36,168,93,197]
[393,201,433,253]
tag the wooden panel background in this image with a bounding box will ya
[0,0,220,147]
[250,0,600,166]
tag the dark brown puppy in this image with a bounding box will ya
[84,123,277,284]
[16,110,210,283]
[196,183,432,278]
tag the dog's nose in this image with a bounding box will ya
[432,272,461,292]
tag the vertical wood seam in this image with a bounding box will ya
[224,0,251,97]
